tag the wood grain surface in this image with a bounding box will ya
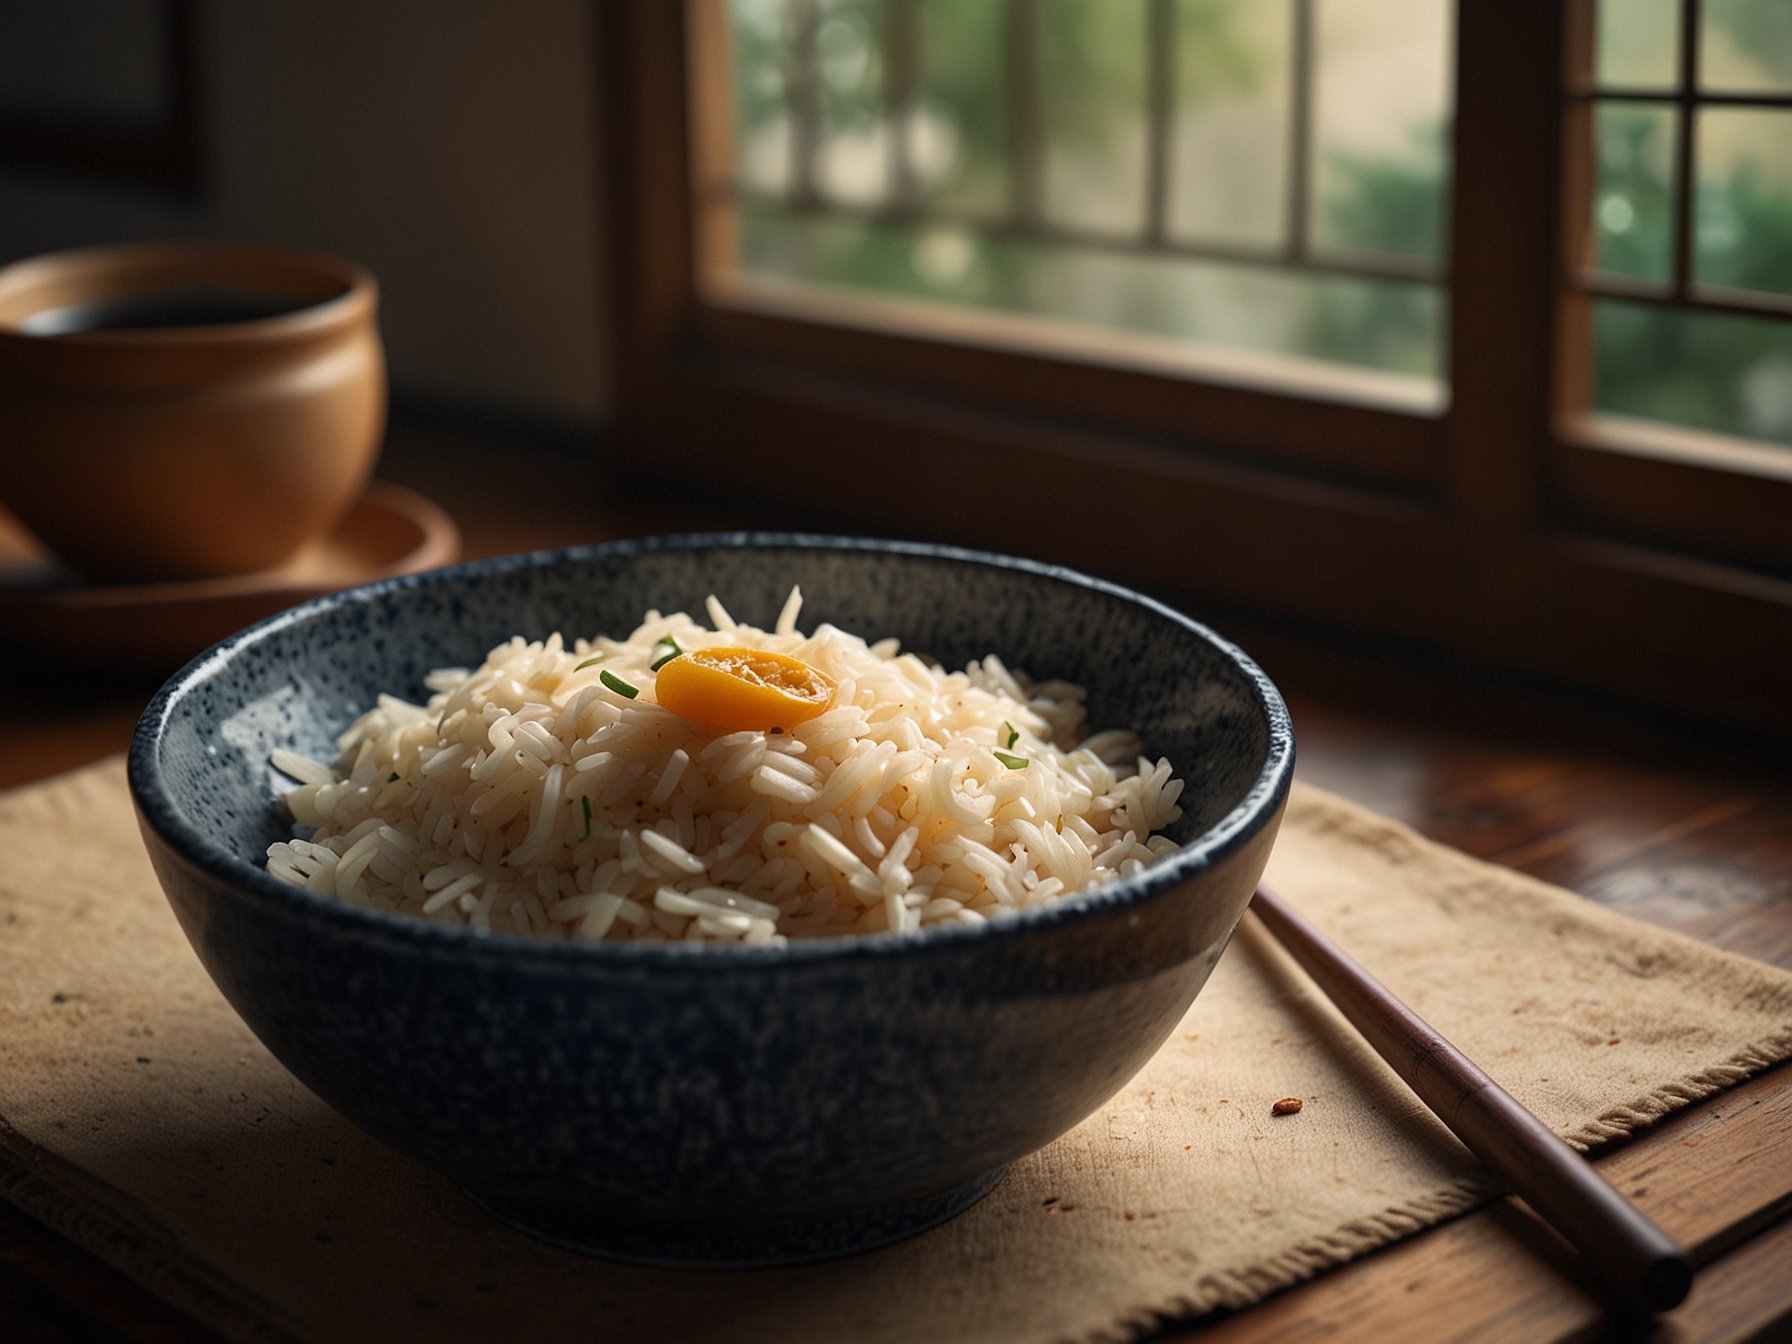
[2,415,1789,1343]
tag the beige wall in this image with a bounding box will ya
[0,0,608,423]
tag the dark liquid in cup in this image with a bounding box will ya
[21,289,316,335]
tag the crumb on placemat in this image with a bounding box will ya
[1271,1097,1303,1116]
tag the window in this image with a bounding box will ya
[1567,0,1792,446]
[1555,0,1792,575]
[706,0,1453,409]
[599,0,1792,732]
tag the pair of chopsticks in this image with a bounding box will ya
[1248,884,1692,1314]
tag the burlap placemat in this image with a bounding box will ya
[3,757,1790,1344]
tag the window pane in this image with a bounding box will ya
[916,0,1009,216]
[1167,0,1290,250]
[731,0,794,196]
[1595,299,1792,446]
[738,206,1442,378]
[1311,0,1453,262]
[1591,103,1677,283]
[1696,108,1792,295]
[1039,0,1148,235]
[1701,0,1792,95]
[1596,0,1679,90]
[715,0,1450,398]
[812,0,890,207]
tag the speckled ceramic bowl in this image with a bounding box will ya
[128,535,1293,1267]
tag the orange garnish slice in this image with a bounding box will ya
[654,646,837,732]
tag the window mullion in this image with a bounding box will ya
[786,0,821,208]
[1285,0,1315,264]
[886,0,922,215]
[1144,0,1176,246]
[1007,0,1043,232]
[1670,0,1700,299]
[1554,0,1598,420]
[1445,0,1565,552]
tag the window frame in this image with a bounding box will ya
[597,0,1792,734]
[1552,0,1792,576]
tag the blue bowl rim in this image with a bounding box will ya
[129,533,1294,967]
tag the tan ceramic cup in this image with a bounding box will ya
[0,242,385,583]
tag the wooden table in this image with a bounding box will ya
[3,417,1789,1343]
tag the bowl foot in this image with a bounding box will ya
[461,1165,1011,1269]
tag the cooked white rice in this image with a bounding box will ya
[265,587,1186,945]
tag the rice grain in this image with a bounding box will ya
[265,588,1186,944]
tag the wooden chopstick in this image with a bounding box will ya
[1248,883,1693,1313]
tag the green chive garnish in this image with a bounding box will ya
[388,772,400,782]
[650,637,684,672]
[994,750,1028,770]
[1001,721,1019,750]
[574,655,605,671]
[581,795,592,840]
[600,670,639,699]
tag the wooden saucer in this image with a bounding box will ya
[0,482,459,672]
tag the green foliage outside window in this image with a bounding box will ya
[728,0,1791,445]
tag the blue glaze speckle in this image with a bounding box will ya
[129,535,1293,1267]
